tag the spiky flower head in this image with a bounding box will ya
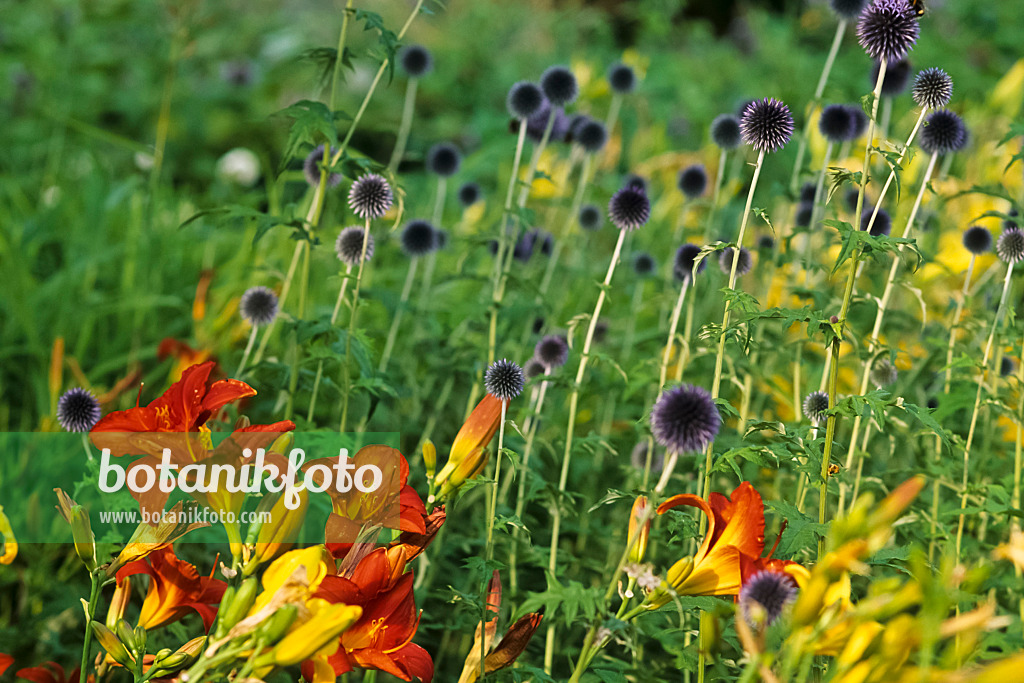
[524,358,546,380]
[740,98,795,153]
[799,182,817,203]
[523,99,570,143]
[399,44,433,78]
[650,384,721,454]
[633,252,657,278]
[348,173,393,219]
[997,227,1024,265]
[830,0,869,18]
[846,105,870,139]
[796,203,814,228]
[758,235,775,251]
[623,174,648,192]
[576,120,609,154]
[857,0,920,63]
[335,226,375,266]
[485,359,525,401]
[870,357,899,388]
[458,182,482,207]
[57,388,101,432]
[608,62,637,94]
[962,225,992,255]
[719,246,753,276]
[540,65,578,106]
[507,81,544,120]
[303,145,342,188]
[426,142,462,177]
[919,109,968,155]
[1002,357,1016,377]
[677,164,708,199]
[674,243,707,282]
[803,391,830,422]
[400,220,439,257]
[711,114,742,150]
[872,58,912,96]
[913,68,953,109]
[861,207,892,236]
[535,335,569,370]
[579,204,603,231]
[240,286,279,326]
[608,186,651,231]
[740,571,798,627]
[819,104,856,144]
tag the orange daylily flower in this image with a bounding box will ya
[116,546,227,631]
[12,662,88,683]
[157,338,214,384]
[0,654,13,676]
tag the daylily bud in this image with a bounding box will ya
[70,506,97,571]
[115,618,138,654]
[423,439,437,479]
[249,487,309,570]
[213,583,238,639]
[627,496,651,564]
[219,577,259,635]
[0,505,18,565]
[256,601,362,667]
[91,622,133,668]
[790,574,832,628]
[448,394,502,468]
[133,625,147,657]
[153,648,173,663]
[644,556,694,610]
[256,604,300,644]
[437,447,489,500]
[107,577,132,630]
[699,610,721,659]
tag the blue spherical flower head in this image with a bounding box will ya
[348,173,393,219]
[650,384,721,454]
[535,335,569,370]
[427,142,462,177]
[719,246,753,276]
[540,65,579,107]
[819,104,856,144]
[740,570,799,627]
[507,81,544,120]
[962,225,992,255]
[803,390,830,422]
[579,204,603,231]
[401,220,439,257]
[608,62,637,94]
[485,359,526,401]
[861,207,892,236]
[997,228,1024,265]
[711,114,742,150]
[674,243,706,282]
[678,164,708,199]
[336,226,375,267]
[576,120,609,154]
[399,44,433,78]
[240,286,279,326]
[870,357,898,388]
[872,58,912,96]
[633,251,657,278]
[857,0,920,64]
[303,145,343,189]
[846,105,870,140]
[609,186,651,231]
[796,203,814,228]
[740,98,795,153]
[919,109,968,155]
[913,68,954,109]
[57,388,101,432]
[458,182,482,208]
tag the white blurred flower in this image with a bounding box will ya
[216,148,261,187]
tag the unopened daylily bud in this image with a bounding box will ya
[115,618,138,653]
[627,496,651,564]
[55,490,96,571]
[133,625,147,656]
[147,653,191,678]
[644,557,694,610]
[249,488,309,570]
[106,577,131,630]
[256,604,300,644]
[256,602,362,667]
[218,577,258,636]
[213,583,238,638]
[423,439,437,479]
[153,648,173,663]
[448,394,502,468]
[91,622,133,667]
[437,447,489,499]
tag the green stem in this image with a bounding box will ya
[387,77,419,175]
[509,372,550,597]
[339,217,373,433]
[328,0,356,112]
[79,571,101,683]
[285,239,311,420]
[307,263,354,422]
[235,325,258,378]
[379,257,420,373]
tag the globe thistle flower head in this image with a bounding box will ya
[348,173,393,219]
[579,204,603,231]
[846,105,870,139]
[608,62,637,94]
[962,225,992,255]
[540,65,578,106]
[803,391,830,422]
[303,145,342,188]
[633,251,657,278]
[524,358,546,380]
[507,81,544,120]
[608,186,651,231]
[819,104,856,144]
[1005,208,1019,231]
[799,182,817,204]
[870,357,899,388]
[857,0,920,64]
[719,246,753,277]
[796,203,814,228]
[435,229,449,250]
[457,182,482,208]
[535,334,569,370]
[649,384,721,454]
[593,321,609,344]
[997,227,1024,264]
[873,58,912,97]
[426,142,462,177]
[758,235,775,251]
[401,220,439,257]
[240,286,279,326]
[399,44,433,78]
[523,99,570,143]
[913,68,953,109]
[740,571,798,627]
[335,226,375,266]
[740,98,795,153]
[861,207,892,236]
[576,119,609,154]
[1001,357,1017,377]
[674,243,706,282]
[830,0,869,19]
[57,388,101,432]
[919,109,968,155]
[677,164,708,199]
[846,188,865,213]
[630,441,664,475]
[711,114,742,150]
[485,359,526,401]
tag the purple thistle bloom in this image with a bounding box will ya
[650,384,721,454]
[57,388,101,432]
[719,246,753,276]
[240,286,279,326]
[997,228,1024,265]
[674,243,707,282]
[856,0,920,64]
[711,114,742,150]
[740,98,794,153]
[740,571,798,627]
[608,186,651,231]
[678,164,708,199]
[348,173,393,220]
[507,81,544,120]
[485,359,526,401]
[803,391,830,422]
[962,226,992,255]
[400,220,439,257]
[919,109,968,155]
[913,68,953,109]
[819,104,856,144]
[861,207,892,236]
[535,335,569,370]
[335,226,375,266]
[303,145,343,188]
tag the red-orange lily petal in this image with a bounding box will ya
[14,662,83,683]
[449,394,502,467]
[116,546,226,631]
[0,654,14,676]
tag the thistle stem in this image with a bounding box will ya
[379,258,420,373]
[509,371,550,596]
[79,570,101,683]
[307,264,354,423]
[339,217,373,433]
[235,325,258,378]
[387,77,419,175]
